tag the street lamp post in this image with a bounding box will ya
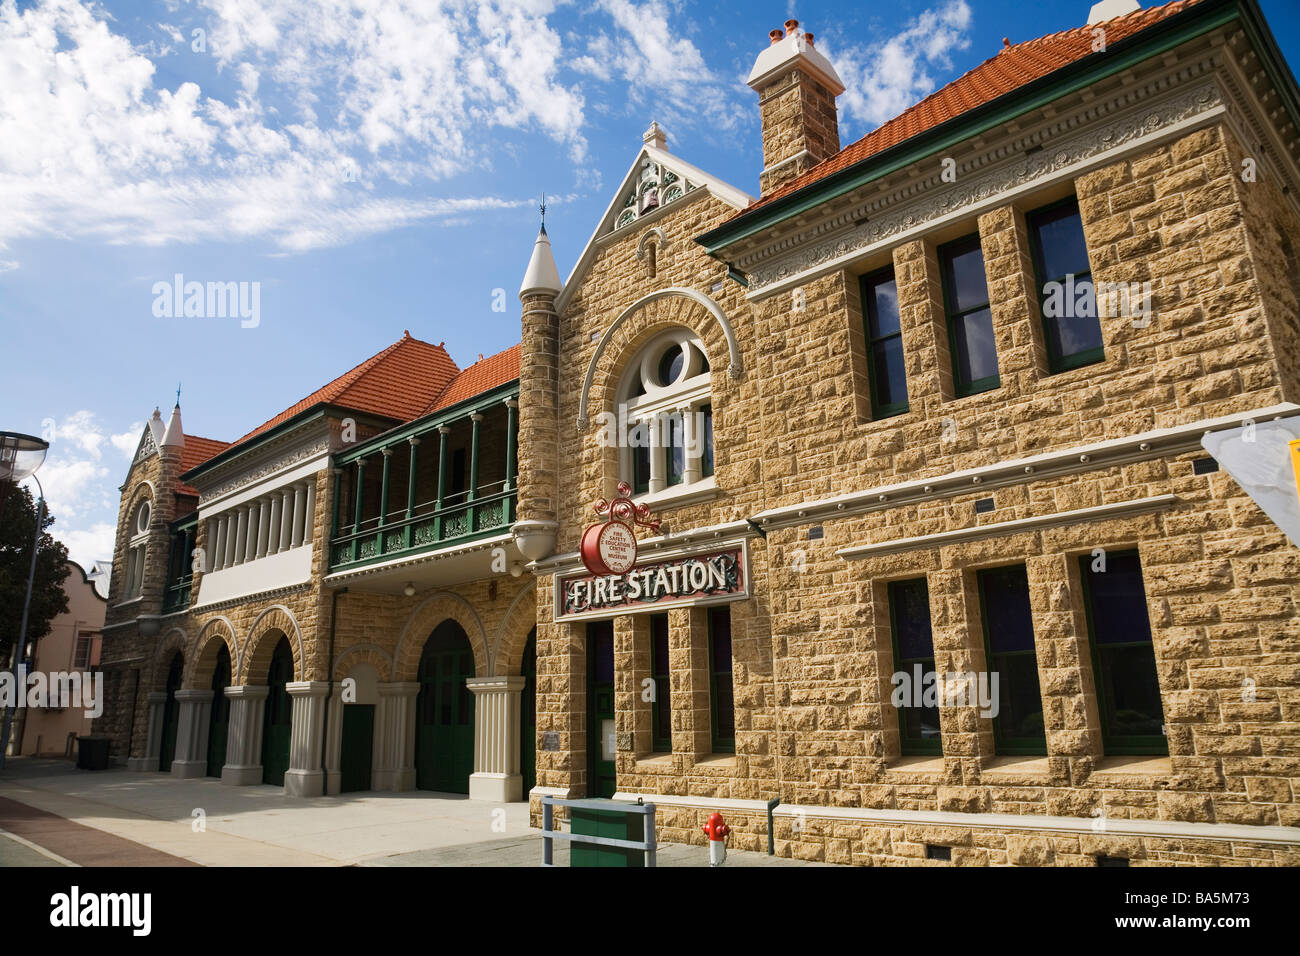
[0,432,50,768]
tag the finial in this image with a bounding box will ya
[540,192,547,234]
[175,382,182,407]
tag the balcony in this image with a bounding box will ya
[162,574,192,613]
[161,519,196,613]
[328,385,518,574]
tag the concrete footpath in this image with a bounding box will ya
[0,758,825,867]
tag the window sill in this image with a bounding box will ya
[634,753,674,769]
[692,753,737,772]
[1090,755,1172,779]
[981,755,1054,781]
[633,478,719,512]
[884,755,947,779]
[113,596,144,609]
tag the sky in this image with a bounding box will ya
[1,0,1298,572]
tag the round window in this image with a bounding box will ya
[657,344,684,386]
[136,501,151,534]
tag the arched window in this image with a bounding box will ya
[617,329,714,500]
[123,497,151,599]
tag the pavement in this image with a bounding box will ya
[0,757,826,867]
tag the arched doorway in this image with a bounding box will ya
[157,653,184,772]
[261,637,293,786]
[520,629,537,795]
[206,644,232,778]
[415,620,475,793]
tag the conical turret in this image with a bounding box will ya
[520,225,562,298]
[161,403,185,451]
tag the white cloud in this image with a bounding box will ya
[111,423,145,458]
[0,258,18,272]
[830,1,974,133]
[55,522,118,575]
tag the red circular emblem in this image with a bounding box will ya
[580,519,637,576]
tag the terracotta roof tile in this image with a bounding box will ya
[230,332,460,447]
[745,0,1202,212]
[176,434,231,497]
[424,344,521,415]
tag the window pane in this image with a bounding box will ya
[700,404,714,478]
[953,308,998,386]
[633,441,650,494]
[981,565,1036,653]
[708,607,734,749]
[993,653,1046,741]
[944,240,989,312]
[867,274,901,338]
[666,414,684,486]
[651,613,671,748]
[658,344,683,386]
[1033,203,1090,281]
[1085,551,1153,645]
[871,338,909,409]
[890,579,934,661]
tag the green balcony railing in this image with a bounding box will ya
[162,574,193,613]
[328,482,515,572]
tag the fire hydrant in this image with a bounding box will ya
[702,812,731,866]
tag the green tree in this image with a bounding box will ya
[0,480,70,668]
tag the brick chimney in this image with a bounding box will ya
[747,19,845,195]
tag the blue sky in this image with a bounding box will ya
[2,0,1298,569]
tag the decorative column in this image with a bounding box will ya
[302,476,317,547]
[256,497,271,558]
[127,691,168,772]
[375,682,419,792]
[283,681,330,797]
[351,458,367,561]
[682,405,701,485]
[378,447,393,553]
[291,482,307,548]
[169,689,214,778]
[434,425,450,539]
[503,399,518,491]
[278,488,293,552]
[244,503,259,563]
[221,685,269,785]
[648,415,666,493]
[468,413,482,502]
[235,505,250,565]
[405,437,420,549]
[323,684,344,795]
[267,493,282,554]
[211,518,226,572]
[468,676,526,802]
[224,512,237,568]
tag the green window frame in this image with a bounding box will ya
[977,564,1046,755]
[939,234,1000,397]
[860,267,909,418]
[888,578,941,755]
[707,606,735,754]
[1078,550,1168,755]
[650,613,672,753]
[700,404,714,478]
[1027,196,1104,373]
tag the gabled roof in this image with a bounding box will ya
[554,127,754,312]
[741,0,1203,214]
[423,344,521,415]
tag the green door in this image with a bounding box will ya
[587,621,616,798]
[261,637,293,786]
[415,621,475,793]
[339,704,375,793]
[157,653,183,773]
[520,630,536,796]
[206,644,231,777]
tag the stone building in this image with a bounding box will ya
[523,0,1300,866]
[98,0,1300,866]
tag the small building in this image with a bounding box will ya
[19,560,105,757]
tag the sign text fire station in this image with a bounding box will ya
[556,543,748,621]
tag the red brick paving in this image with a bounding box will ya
[0,795,197,867]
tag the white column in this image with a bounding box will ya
[268,494,282,554]
[283,681,329,797]
[279,488,294,552]
[127,691,168,772]
[467,676,525,802]
[211,519,226,572]
[648,414,666,493]
[225,512,238,568]
[682,405,701,485]
[221,685,269,785]
[170,689,214,778]
[303,478,317,547]
[375,682,419,792]
[256,498,271,558]
[291,483,307,548]
[239,505,255,563]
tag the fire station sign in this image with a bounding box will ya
[556,542,749,621]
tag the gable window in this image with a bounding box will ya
[1079,550,1167,755]
[1029,197,1104,372]
[123,499,151,600]
[861,268,909,418]
[977,564,1045,755]
[650,613,672,753]
[617,329,714,502]
[888,578,940,754]
[939,235,999,396]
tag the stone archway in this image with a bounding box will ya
[392,591,489,682]
[492,580,537,677]
[240,605,304,684]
